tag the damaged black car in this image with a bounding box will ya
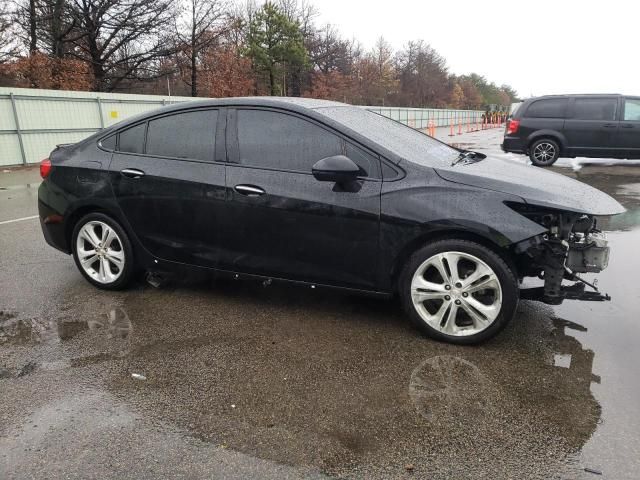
[37,98,625,344]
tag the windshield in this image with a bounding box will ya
[316,106,460,167]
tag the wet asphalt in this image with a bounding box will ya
[1,132,640,479]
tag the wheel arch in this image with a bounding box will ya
[527,131,566,153]
[389,229,518,293]
[65,203,128,254]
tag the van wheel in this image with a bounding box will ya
[529,138,560,166]
[71,212,134,290]
[399,239,518,345]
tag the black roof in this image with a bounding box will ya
[103,96,350,132]
[525,93,624,101]
[148,96,348,114]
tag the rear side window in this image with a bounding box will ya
[573,98,617,121]
[146,110,218,161]
[237,109,342,172]
[624,99,640,121]
[525,99,567,118]
[118,123,146,154]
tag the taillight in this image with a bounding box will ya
[506,119,520,135]
[40,158,51,179]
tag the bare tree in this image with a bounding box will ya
[174,0,229,97]
[1,2,20,62]
[395,40,449,107]
[66,0,175,91]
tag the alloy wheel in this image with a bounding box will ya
[532,142,556,164]
[410,251,503,336]
[76,221,125,284]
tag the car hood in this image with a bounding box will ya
[434,157,625,215]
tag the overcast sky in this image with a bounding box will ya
[314,0,637,99]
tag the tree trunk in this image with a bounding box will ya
[269,66,276,96]
[190,1,197,97]
[28,0,37,54]
[191,50,197,97]
[51,0,65,58]
[88,38,105,91]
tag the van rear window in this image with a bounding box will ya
[525,99,567,118]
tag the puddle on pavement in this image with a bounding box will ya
[1,260,610,476]
[0,305,133,377]
[49,283,598,478]
[0,311,54,346]
[57,306,133,341]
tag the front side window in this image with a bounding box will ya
[573,98,617,121]
[237,109,342,172]
[624,99,640,121]
[525,98,567,118]
[146,110,218,161]
[118,123,146,154]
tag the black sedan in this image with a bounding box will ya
[38,97,625,344]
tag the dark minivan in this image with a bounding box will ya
[502,94,640,166]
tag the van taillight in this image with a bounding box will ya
[506,119,520,135]
[40,158,51,179]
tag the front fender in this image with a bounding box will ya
[378,179,546,291]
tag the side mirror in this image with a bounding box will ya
[312,155,360,183]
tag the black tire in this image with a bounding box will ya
[529,138,560,166]
[71,212,134,290]
[398,239,518,345]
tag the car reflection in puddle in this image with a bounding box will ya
[408,315,601,457]
[56,307,133,368]
[58,307,133,341]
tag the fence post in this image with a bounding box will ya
[9,93,27,166]
[96,97,105,129]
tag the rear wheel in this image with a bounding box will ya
[71,212,134,290]
[399,239,518,344]
[529,138,560,166]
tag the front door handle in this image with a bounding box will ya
[621,124,634,129]
[234,184,265,196]
[120,168,145,179]
[603,123,617,128]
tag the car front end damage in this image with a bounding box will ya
[509,203,613,304]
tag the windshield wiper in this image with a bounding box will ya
[450,151,477,167]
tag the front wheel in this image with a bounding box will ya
[71,212,134,290]
[399,240,518,344]
[529,138,560,166]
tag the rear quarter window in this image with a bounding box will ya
[99,134,116,151]
[524,98,568,118]
[118,123,146,154]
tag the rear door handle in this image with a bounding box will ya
[120,168,145,179]
[603,123,617,128]
[234,184,265,196]
[621,124,634,129]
